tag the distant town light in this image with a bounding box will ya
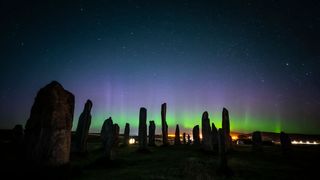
[231,136,238,140]
[291,140,319,145]
[129,138,135,144]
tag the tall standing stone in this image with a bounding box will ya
[193,125,200,145]
[252,131,263,151]
[280,131,292,154]
[183,133,186,144]
[218,128,228,173]
[148,121,156,146]
[113,123,120,147]
[202,111,212,151]
[222,108,232,151]
[174,124,181,145]
[101,117,114,159]
[123,123,130,146]
[212,122,219,152]
[24,81,74,166]
[73,99,92,153]
[138,107,147,150]
[161,103,169,146]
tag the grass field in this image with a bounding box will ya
[1,136,319,180]
[69,141,319,180]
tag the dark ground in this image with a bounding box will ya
[1,133,319,180]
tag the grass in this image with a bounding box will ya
[69,141,320,180]
[1,137,319,180]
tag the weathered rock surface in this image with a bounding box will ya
[161,103,169,146]
[123,123,130,146]
[222,108,232,151]
[193,125,200,145]
[148,121,156,146]
[174,124,181,145]
[24,81,75,166]
[138,107,147,150]
[101,117,114,159]
[202,111,212,151]
[73,99,92,153]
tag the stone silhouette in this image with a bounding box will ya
[252,131,263,151]
[138,107,147,150]
[183,133,186,144]
[24,81,75,166]
[113,123,120,147]
[222,108,232,151]
[148,121,156,146]
[123,123,130,146]
[73,99,92,153]
[174,124,181,145]
[280,131,292,154]
[101,117,114,160]
[201,111,212,151]
[193,125,200,145]
[187,134,191,145]
[218,128,228,174]
[212,122,219,152]
[161,103,169,146]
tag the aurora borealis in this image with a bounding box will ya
[1,1,319,135]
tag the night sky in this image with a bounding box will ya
[1,0,319,135]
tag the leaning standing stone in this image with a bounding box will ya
[73,99,92,153]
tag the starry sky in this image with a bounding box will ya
[1,0,319,135]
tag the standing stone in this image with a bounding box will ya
[252,131,263,151]
[113,123,120,147]
[218,128,228,173]
[212,122,219,152]
[24,81,74,166]
[73,99,92,153]
[280,131,292,154]
[148,121,156,146]
[138,107,147,150]
[202,111,212,151]
[174,124,181,145]
[101,117,114,159]
[183,133,186,145]
[193,125,200,145]
[222,108,232,151]
[187,134,191,145]
[161,103,169,146]
[123,123,130,146]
